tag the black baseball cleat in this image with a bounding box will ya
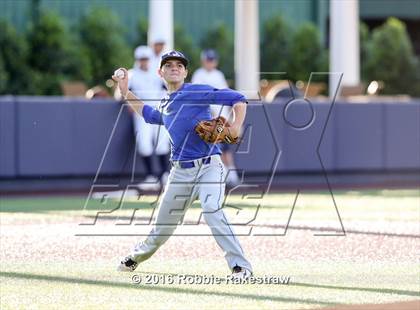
[231,265,252,280]
[117,256,138,272]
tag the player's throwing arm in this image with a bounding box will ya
[112,68,145,116]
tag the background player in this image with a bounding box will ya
[113,50,253,279]
[149,37,167,73]
[128,45,170,190]
[192,49,241,187]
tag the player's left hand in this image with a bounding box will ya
[195,116,239,144]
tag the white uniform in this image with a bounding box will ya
[129,67,169,156]
[191,68,228,89]
[149,51,165,76]
[191,68,232,121]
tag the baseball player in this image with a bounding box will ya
[192,49,241,187]
[129,46,170,190]
[149,37,167,73]
[191,49,229,89]
[112,50,252,279]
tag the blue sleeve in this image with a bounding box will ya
[205,87,248,106]
[142,105,163,125]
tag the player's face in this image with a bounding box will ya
[203,59,218,71]
[153,42,165,55]
[159,60,188,84]
[137,58,149,71]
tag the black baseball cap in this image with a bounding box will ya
[160,50,189,68]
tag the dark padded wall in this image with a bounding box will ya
[0,97,419,178]
[384,103,420,169]
[334,103,386,171]
[13,97,136,177]
[0,97,16,177]
[234,103,281,174]
[277,99,335,172]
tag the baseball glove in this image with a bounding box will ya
[195,116,239,144]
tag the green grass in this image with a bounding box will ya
[1,189,418,224]
[1,260,419,309]
[1,189,419,309]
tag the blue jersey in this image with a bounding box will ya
[142,83,247,161]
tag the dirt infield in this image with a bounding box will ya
[1,213,419,263]
[1,192,419,309]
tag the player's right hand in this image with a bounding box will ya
[112,67,129,98]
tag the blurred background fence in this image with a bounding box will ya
[1,97,419,191]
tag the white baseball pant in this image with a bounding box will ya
[133,113,170,156]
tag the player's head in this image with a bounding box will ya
[201,49,219,71]
[158,50,189,84]
[134,46,152,71]
[151,37,166,55]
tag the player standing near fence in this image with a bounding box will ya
[192,49,241,187]
[112,50,253,279]
[129,46,170,191]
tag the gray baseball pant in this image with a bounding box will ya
[130,154,253,273]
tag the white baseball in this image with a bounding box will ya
[114,69,125,79]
